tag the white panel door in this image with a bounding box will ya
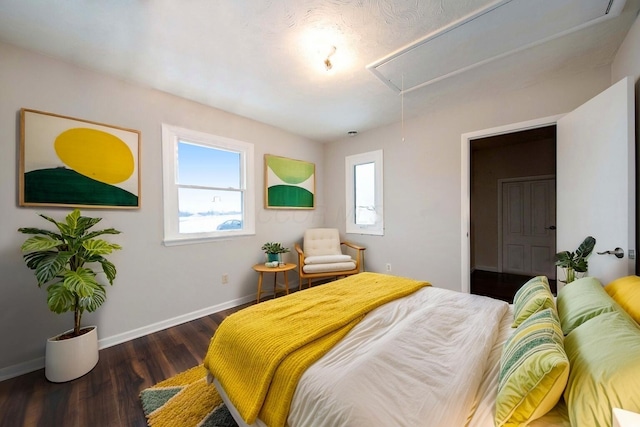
[502,178,556,278]
[556,77,635,290]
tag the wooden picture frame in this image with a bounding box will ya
[19,109,141,209]
[264,154,315,209]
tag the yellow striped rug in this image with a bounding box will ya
[139,364,238,427]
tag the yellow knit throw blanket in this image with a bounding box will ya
[203,272,430,427]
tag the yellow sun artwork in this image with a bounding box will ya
[20,109,141,209]
[55,128,134,184]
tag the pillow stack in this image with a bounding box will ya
[495,276,569,426]
[558,276,640,426]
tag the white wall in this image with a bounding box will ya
[323,66,612,292]
[0,42,324,378]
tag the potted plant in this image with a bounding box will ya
[18,209,121,382]
[261,242,290,264]
[555,236,596,284]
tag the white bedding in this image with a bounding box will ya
[216,286,570,427]
[288,286,507,426]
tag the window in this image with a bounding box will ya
[345,150,383,235]
[162,124,255,245]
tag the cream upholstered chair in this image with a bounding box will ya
[295,228,366,289]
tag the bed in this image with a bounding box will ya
[203,272,640,427]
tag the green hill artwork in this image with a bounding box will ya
[266,156,314,208]
[24,168,138,207]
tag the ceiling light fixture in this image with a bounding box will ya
[324,46,336,71]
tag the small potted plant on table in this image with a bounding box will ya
[261,242,290,266]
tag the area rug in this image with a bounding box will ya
[140,364,238,427]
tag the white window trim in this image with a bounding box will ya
[161,124,255,245]
[345,149,384,235]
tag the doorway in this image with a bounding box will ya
[469,126,557,301]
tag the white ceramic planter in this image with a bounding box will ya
[45,326,99,382]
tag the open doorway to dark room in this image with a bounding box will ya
[470,125,557,302]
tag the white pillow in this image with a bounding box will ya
[304,255,353,264]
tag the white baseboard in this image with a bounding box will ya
[0,357,45,382]
[0,293,258,382]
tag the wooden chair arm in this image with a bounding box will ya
[341,241,366,272]
[341,241,366,251]
[294,243,305,267]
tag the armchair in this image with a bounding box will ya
[295,228,366,289]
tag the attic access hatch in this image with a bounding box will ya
[367,0,626,94]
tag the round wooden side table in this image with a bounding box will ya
[252,263,297,303]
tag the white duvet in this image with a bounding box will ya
[286,286,509,427]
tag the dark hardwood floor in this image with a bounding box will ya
[471,269,557,303]
[0,302,253,427]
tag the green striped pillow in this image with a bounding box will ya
[512,276,555,327]
[496,308,569,427]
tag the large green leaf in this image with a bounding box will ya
[63,267,98,298]
[34,252,71,285]
[46,282,75,314]
[38,213,64,229]
[554,251,573,268]
[83,239,122,256]
[63,209,82,236]
[97,258,117,284]
[79,284,107,312]
[83,228,121,241]
[23,251,55,270]
[17,227,62,240]
[574,258,589,273]
[575,236,596,260]
[76,216,102,235]
[20,236,62,252]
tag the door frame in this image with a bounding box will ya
[497,175,556,275]
[461,114,563,294]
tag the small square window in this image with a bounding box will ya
[346,150,384,235]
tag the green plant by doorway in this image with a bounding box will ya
[555,236,596,283]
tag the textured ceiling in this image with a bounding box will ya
[0,0,638,142]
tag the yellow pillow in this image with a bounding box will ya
[496,309,569,427]
[605,275,640,324]
[512,276,555,327]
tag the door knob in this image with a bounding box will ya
[597,247,624,258]
[545,225,556,230]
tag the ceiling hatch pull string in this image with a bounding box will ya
[401,73,405,142]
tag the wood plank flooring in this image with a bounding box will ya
[0,302,252,427]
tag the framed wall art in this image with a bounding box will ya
[264,154,315,209]
[19,108,141,209]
